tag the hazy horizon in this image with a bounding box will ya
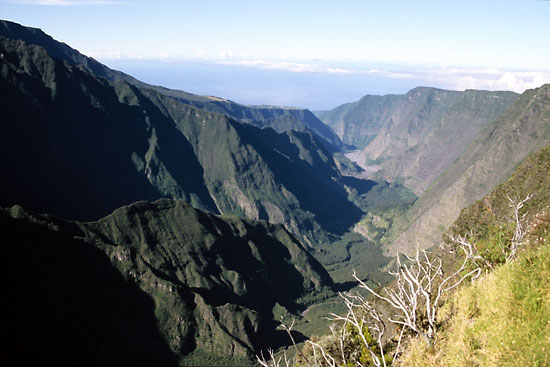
[105,59,435,110]
[1,0,549,109]
[105,58,546,110]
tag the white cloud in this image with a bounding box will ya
[217,60,363,74]
[216,60,427,80]
[86,50,176,61]
[216,59,550,93]
[367,69,417,80]
[82,50,550,94]
[426,68,550,93]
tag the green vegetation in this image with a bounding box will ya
[3,19,550,367]
[0,19,342,150]
[3,200,335,366]
[395,145,550,366]
[270,146,550,367]
[295,322,393,367]
[399,245,550,367]
[447,145,550,258]
[0,31,359,245]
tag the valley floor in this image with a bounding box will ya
[344,150,380,178]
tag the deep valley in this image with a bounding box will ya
[1,19,549,366]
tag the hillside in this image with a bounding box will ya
[447,145,550,252]
[397,145,550,366]
[389,84,550,254]
[138,87,366,243]
[400,245,549,367]
[3,18,548,367]
[0,32,378,245]
[0,19,342,149]
[281,146,549,367]
[3,199,334,366]
[0,36,217,218]
[178,99,343,151]
[318,87,518,194]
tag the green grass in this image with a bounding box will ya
[399,245,550,367]
[446,145,550,267]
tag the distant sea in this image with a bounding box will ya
[103,60,423,111]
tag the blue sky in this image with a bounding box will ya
[1,0,549,109]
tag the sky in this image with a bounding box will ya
[1,0,549,109]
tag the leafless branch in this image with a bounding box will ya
[506,194,533,262]
[353,243,480,344]
[447,232,492,273]
[306,339,337,367]
[257,317,311,367]
[256,348,291,367]
[328,290,388,367]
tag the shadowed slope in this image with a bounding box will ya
[3,200,335,366]
[3,206,178,366]
[0,33,363,244]
[0,37,217,219]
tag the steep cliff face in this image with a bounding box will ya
[319,87,518,194]
[3,199,334,366]
[388,84,550,254]
[0,19,342,149]
[0,36,218,218]
[0,34,363,245]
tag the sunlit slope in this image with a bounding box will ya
[390,84,550,254]
[399,146,550,365]
[319,87,518,194]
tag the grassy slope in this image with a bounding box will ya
[292,145,549,367]
[397,146,550,366]
[399,245,550,367]
[447,145,550,259]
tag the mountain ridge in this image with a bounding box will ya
[318,86,519,195]
[3,199,334,366]
[0,29,378,246]
[0,19,342,149]
[388,83,550,254]
[2,18,549,366]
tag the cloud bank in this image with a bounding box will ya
[430,68,550,93]
[93,50,550,95]
[218,60,550,93]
